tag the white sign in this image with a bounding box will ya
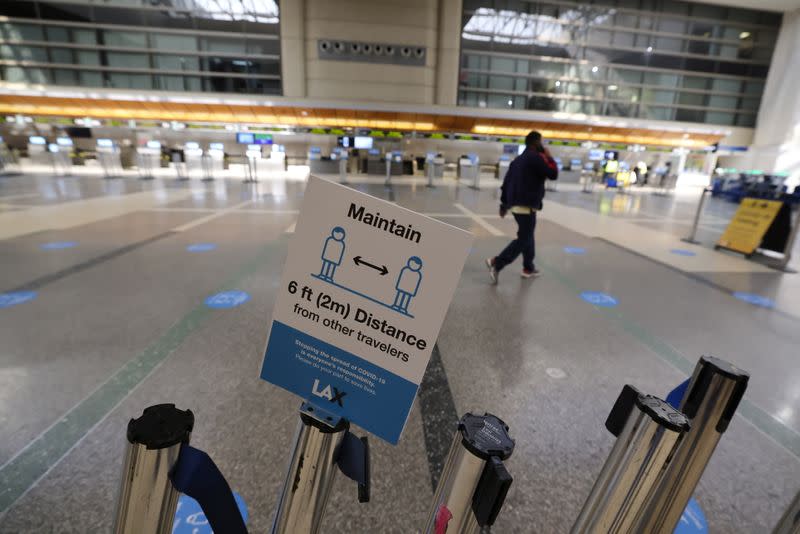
[260,177,473,443]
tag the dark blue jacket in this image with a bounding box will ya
[500,149,559,211]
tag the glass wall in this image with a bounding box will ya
[0,0,281,95]
[459,0,782,126]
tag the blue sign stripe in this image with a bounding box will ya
[261,321,418,444]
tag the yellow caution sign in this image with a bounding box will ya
[717,198,783,255]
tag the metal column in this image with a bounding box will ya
[426,159,435,188]
[271,402,368,534]
[773,490,800,534]
[571,386,689,534]
[422,413,514,534]
[339,157,348,184]
[682,187,710,245]
[385,157,392,185]
[113,404,194,534]
[636,356,749,534]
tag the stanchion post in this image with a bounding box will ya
[778,207,800,271]
[422,413,514,534]
[571,386,690,534]
[636,356,749,534]
[682,187,710,245]
[113,404,194,534]
[773,489,800,534]
[271,402,368,534]
[426,158,435,188]
[385,156,392,185]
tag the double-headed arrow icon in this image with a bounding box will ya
[353,255,388,275]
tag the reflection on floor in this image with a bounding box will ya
[0,171,798,533]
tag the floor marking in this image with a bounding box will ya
[453,203,505,236]
[0,240,283,515]
[6,231,176,293]
[417,344,459,491]
[534,254,800,460]
[285,221,296,233]
[462,208,799,459]
[546,367,567,379]
[172,200,253,232]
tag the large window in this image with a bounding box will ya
[459,0,781,126]
[0,0,281,95]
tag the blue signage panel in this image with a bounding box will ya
[580,291,618,307]
[0,291,38,309]
[675,498,708,534]
[205,291,250,309]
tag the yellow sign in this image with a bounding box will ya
[717,198,782,255]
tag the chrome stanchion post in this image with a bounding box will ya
[571,386,689,534]
[422,413,514,534]
[773,489,800,534]
[271,402,369,534]
[778,207,800,271]
[385,156,392,185]
[636,356,749,534]
[682,187,710,245]
[113,404,194,534]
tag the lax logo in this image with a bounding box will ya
[311,379,347,407]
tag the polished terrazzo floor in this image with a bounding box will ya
[0,170,798,533]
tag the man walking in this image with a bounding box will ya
[487,131,558,283]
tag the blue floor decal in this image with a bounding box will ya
[670,249,697,257]
[40,241,77,250]
[205,290,250,309]
[0,291,38,309]
[173,491,248,533]
[580,291,618,307]
[564,246,587,255]
[733,291,774,308]
[187,243,217,252]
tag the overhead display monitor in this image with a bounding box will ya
[66,126,91,138]
[29,136,46,145]
[337,136,352,148]
[247,144,261,152]
[604,150,619,161]
[185,141,200,150]
[96,138,114,148]
[236,132,255,144]
[503,144,519,155]
[242,133,274,145]
[146,140,162,149]
[56,137,73,146]
[354,136,373,149]
[588,149,604,161]
[209,142,224,150]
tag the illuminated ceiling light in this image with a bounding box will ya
[683,133,690,138]
[739,31,751,39]
[646,46,653,53]
[555,81,561,87]
[301,110,308,116]
[591,66,599,73]
[608,85,618,91]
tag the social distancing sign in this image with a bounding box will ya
[260,177,473,443]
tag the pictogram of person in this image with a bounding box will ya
[320,226,346,281]
[392,256,423,314]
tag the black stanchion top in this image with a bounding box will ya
[299,401,350,433]
[606,385,690,437]
[127,403,194,449]
[684,355,749,432]
[459,413,515,461]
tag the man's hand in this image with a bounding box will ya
[499,206,508,218]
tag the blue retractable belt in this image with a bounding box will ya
[170,445,248,534]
